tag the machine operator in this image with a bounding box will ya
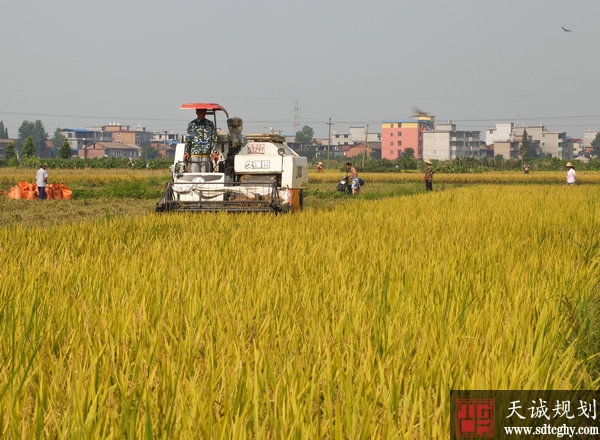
[184,108,217,172]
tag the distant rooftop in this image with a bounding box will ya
[64,128,96,133]
[381,118,433,124]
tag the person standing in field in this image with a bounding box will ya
[36,164,48,200]
[424,159,434,191]
[524,162,531,174]
[346,162,360,195]
[566,162,576,185]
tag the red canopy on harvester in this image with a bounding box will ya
[180,103,229,118]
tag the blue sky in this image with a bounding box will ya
[1,0,598,139]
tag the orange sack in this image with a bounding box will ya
[22,190,36,200]
[6,182,72,200]
[61,184,72,200]
[18,181,35,191]
[46,183,61,199]
[8,187,22,199]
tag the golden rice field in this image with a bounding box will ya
[1,169,600,438]
[4,167,600,187]
[311,169,600,185]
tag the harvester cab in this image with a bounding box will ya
[156,103,308,213]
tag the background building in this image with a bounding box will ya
[583,130,598,149]
[512,125,568,159]
[485,123,514,146]
[61,128,103,151]
[330,126,380,147]
[422,122,481,160]
[78,142,141,159]
[381,114,434,160]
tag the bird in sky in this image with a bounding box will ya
[561,26,573,32]
[412,107,429,117]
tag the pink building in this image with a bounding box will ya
[381,115,434,160]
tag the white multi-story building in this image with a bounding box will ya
[583,130,599,149]
[61,128,103,151]
[330,126,380,147]
[485,122,570,159]
[485,123,514,145]
[422,122,481,160]
[152,131,180,145]
[512,125,567,159]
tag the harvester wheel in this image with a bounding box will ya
[156,183,174,212]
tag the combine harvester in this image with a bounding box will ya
[156,103,308,213]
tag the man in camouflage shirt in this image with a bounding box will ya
[184,108,217,172]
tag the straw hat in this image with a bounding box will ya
[566,162,573,168]
[424,159,432,165]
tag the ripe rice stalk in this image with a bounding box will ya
[0,185,598,437]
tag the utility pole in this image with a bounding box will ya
[294,101,300,134]
[327,117,334,163]
[164,130,167,158]
[362,124,369,167]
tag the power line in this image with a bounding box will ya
[0,110,180,123]
[449,115,600,123]
[3,110,600,124]
[1,110,598,132]
[293,101,300,134]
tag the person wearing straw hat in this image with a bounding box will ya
[424,159,434,191]
[317,161,323,173]
[566,162,576,185]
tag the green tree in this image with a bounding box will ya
[520,129,533,161]
[22,136,36,158]
[591,132,600,157]
[398,148,417,169]
[59,139,72,159]
[0,120,8,138]
[295,125,314,145]
[140,144,160,160]
[52,128,67,152]
[4,141,16,160]
[16,120,48,156]
[295,145,318,160]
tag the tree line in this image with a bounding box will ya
[0,119,164,164]
[3,120,600,170]
[0,119,71,163]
